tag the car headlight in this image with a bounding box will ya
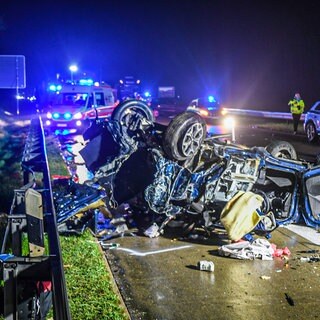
[46,112,52,119]
[223,116,235,129]
[73,112,83,120]
[199,109,209,117]
[221,108,228,116]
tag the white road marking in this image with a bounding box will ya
[284,224,320,245]
[116,245,193,257]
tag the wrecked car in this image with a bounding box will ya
[54,99,320,239]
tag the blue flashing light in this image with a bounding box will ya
[64,112,72,120]
[144,91,151,98]
[55,129,71,136]
[49,84,63,92]
[208,95,216,103]
[54,129,77,136]
[52,112,60,119]
[208,107,214,111]
[79,79,93,86]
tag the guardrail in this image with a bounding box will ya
[0,116,71,319]
[224,108,305,121]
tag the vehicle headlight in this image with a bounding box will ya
[52,112,60,119]
[199,109,209,117]
[46,112,52,119]
[221,108,228,116]
[73,112,83,119]
[223,116,235,129]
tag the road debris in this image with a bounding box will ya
[285,293,295,306]
[299,255,320,262]
[198,260,215,272]
[218,239,274,260]
[100,242,120,250]
[218,238,291,260]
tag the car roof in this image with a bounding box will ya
[189,97,220,107]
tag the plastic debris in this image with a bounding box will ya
[0,254,14,261]
[100,242,120,250]
[198,260,215,272]
[260,275,271,280]
[300,255,320,262]
[144,223,161,238]
[271,243,291,257]
[218,239,292,260]
[218,238,274,260]
[300,257,310,262]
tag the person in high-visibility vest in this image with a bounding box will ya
[288,93,305,134]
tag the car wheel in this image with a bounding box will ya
[305,122,318,143]
[163,112,207,161]
[111,99,154,130]
[265,140,297,160]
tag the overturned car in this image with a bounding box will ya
[55,99,320,240]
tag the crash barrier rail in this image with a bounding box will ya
[0,116,71,319]
[224,108,306,121]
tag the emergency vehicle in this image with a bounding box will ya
[43,79,118,134]
[117,76,142,101]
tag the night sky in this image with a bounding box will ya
[1,0,320,111]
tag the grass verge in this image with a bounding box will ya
[46,135,129,319]
[59,231,128,320]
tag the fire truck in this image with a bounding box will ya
[43,79,118,134]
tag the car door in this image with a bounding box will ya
[301,166,320,227]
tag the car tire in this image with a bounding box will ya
[265,140,298,160]
[305,122,318,143]
[111,99,154,128]
[163,112,207,161]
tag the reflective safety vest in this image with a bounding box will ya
[288,99,305,114]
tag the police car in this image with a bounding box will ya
[304,100,320,143]
[186,96,226,120]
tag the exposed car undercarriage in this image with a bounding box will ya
[53,99,320,240]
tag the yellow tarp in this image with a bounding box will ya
[220,191,263,241]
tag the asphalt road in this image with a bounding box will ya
[236,126,318,163]
[106,227,320,320]
[101,116,320,320]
